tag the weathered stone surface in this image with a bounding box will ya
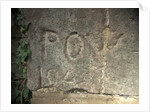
[31,87,139,104]
[25,8,139,96]
[102,9,139,96]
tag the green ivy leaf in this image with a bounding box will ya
[20,27,25,33]
[23,73,26,79]
[21,57,25,63]
[27,49,31,54]
[14,8,32,104]
[16,96,21,104]
[23,86,29,99]
[15,59,20,65]
[15,80,20,85]
[23,67,27,73]
[11,81,21,101]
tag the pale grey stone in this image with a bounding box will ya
[25,8,139,95]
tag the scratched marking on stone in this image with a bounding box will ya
[43,31,59,59]
[47,69,59,85]
[66,33,84,61]
[44,31,59,45]
[104,8,110,27]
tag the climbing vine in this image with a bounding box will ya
[11,8,32,104]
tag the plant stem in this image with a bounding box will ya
[20,79,26,104]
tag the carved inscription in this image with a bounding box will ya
[64,70,75,82]
[47,69,59,84]
[66,33,84,61]
[48,35,57,42]
[44,31,59,46]
[107,33,124,49]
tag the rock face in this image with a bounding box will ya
[25,8,139,95]
[31,87,139,104]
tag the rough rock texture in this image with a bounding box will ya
[24,8,139,96]
[31,87,139,104]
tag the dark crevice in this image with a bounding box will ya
[65,88,138,97]
[40,27,57,34]
[69,32,78,35]
[65,88,97,94]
